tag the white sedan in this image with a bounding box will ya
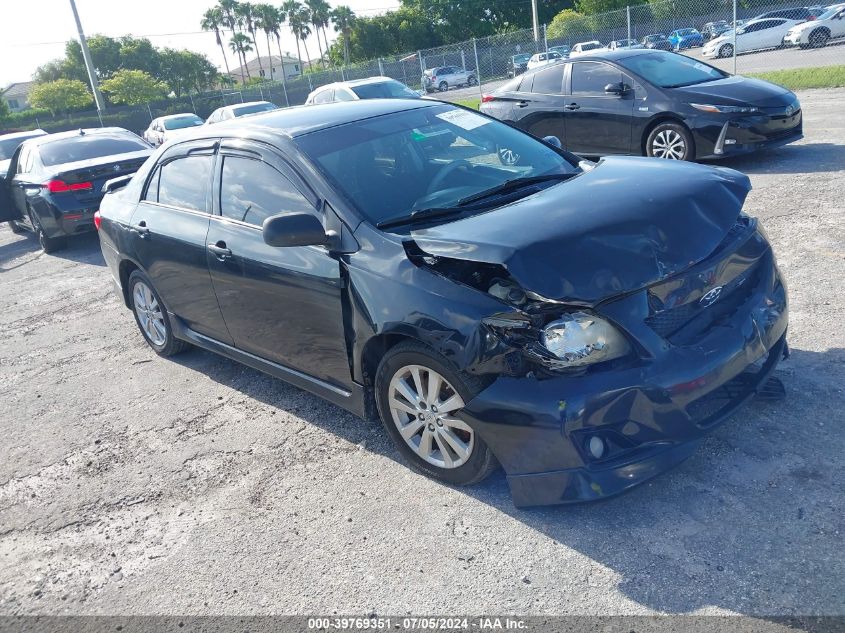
[783,3,845,47]
[703,17,803,57]
[142,113,204,147]
[526,51,564,70]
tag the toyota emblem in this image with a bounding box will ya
[699,286,724,307]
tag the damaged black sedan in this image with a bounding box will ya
[97,100,788,507]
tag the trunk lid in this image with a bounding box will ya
[410,156,751,304]
[49,150,152,203]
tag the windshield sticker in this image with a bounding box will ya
[693,62,711,73]
[436,109,491,130]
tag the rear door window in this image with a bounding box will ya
[531,64,565,94]
[571,62,623,96]
[148,155,212,212]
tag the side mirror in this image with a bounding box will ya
[262,211,327,248]
[542,135,562,149]
[604,82,627,95]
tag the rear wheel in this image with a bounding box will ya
[646,122,694,161]
[8,221,24,234]
[375,341,497,486]
[28,208,66,253]
[438,81,448,92]
[719,43,734,58]
[128,270,190,357]
[467,75,477,86]
[809,28,829,48]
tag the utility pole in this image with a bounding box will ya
[68,0,106,112]
[531,0,540,43]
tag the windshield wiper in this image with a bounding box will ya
[455,173,575,207]
[376,206,466,230]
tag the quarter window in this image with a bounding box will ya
[313,89,334,104]
[571,62,623,96]
[531,64,565,94]
[219,156,314,227]
[148,155,212,212]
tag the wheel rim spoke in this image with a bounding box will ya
[417,428,433,459]
[400,418,424,440]
[393,378,419,407]
[440,415,472,433]
[434,433,455,468]
[439,427,470,461]
[426,371,442,405]
[437,393,463,414]
[390,398,417,416]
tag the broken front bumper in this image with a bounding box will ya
[458,245,788,508]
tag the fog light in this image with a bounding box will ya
[588,436,606,460]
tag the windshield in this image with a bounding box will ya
[163,115,204,130]
[817,4,844,19]
[295,104,577,229]
[513,54,531,63]
[232,102,277,117]
[39,133,149,167]
[582,42,602,50]
[0,134,42,160]
[620,51,727,87]
[352,80,418,99]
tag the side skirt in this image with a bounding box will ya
[170,314,368,419]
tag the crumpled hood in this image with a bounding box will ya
[410,156,751,304]
[672,75,793,107]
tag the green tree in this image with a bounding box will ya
[237,2,264,78]
[118,37,162,78]
[29,79,93,115]
[330,5,356,64]
[254,4,280,79]
[305,0,331,67]
[229,32,254,84]
[547,9,589,39]
[202,7,233,79]
[100,69,167,105]
[159,49,219,96]
[282,1,306,71]
[0,96,10,121]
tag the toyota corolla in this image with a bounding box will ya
[97,100,788,507]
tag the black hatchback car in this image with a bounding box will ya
[480,50,802,161]
[0,127,152,252]
[98,100,788,507]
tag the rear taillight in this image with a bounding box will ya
[45,179,93,193]
[93,210,102,230]
[481,95,495,103]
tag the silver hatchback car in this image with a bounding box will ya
[422,66,477,93]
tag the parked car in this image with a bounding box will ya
[0,129,47,180]
[751,6,818,21]
[702,20,732,40]
[509,53,532,77]
[548,45,572,58]
[479,49,802,161]
[422,66,477,93]
[668,28,705,49]
[783,2,845,47]
[306,77,419,104]
[808,5,827,17]
[608,38,644,50]
[703,17,799,57]
[641,33,673,50]
[570,41,605,56]
[0,128,152,252]
[143,113,204,146]
[205,101,278,125]
[96,98,788,508]
[527,51,564,69]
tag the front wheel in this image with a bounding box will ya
[128,270,190,357]
[438,81,448,92]
[809,29,829,48]
[467,75,477,86]
[375,341,497,486]
[719,43,734,58]
[646,122,694,161]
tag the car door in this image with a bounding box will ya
[205,140,351,389]
[8,145,38,225]
[759,19,789,47]
[563,61,636,156]
[130,140,234,344]
[509,63,567,144]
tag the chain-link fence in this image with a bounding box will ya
[3,0,842,135]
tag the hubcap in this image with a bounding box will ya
[388,365,474,469]
[132,281,167,347]
[652,129,686,160]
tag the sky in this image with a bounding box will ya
[0,0,401,87]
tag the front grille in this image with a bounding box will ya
[646,260,759,342]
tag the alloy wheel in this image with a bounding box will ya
[651,129,686,160]
[132,281,167,347]
[387,364,474,469]
[809,29,828,47]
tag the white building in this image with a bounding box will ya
[229,55,302,82]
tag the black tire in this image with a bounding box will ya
[8,220,24,234]
[809,28,829,48]
[28,208,66,253]
[719,43,734,58]
[375,341,498,487]
[467,75,477,86]
[438,81,448,92]
[127,270,190,357]
[645,121,695,161]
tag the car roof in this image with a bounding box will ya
[312,76,400,92]
[203,99,436,140]
[22,127,135,148]
[229,101,274,110]
[0,129,47,141]
[160,112,202,121]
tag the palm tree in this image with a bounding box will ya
[254,4,279,80]
[281,1,305,73]
[331,5,355,65]
[218,0,240,35]
[201,7,232,81]
[229,32,253,84]
[312,0,332,65]
[237,2,264,79]
[292,8,312,69]
[305,0,329,68]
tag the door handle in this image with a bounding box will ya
[207,242,232,260]
[130,220,150,238]
[564,103,580,111]
[516,100,530,108]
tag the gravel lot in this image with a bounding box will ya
[0,89,843,618]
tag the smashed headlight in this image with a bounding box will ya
[541,312,630,368]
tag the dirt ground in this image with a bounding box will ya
[0,89,843,617]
